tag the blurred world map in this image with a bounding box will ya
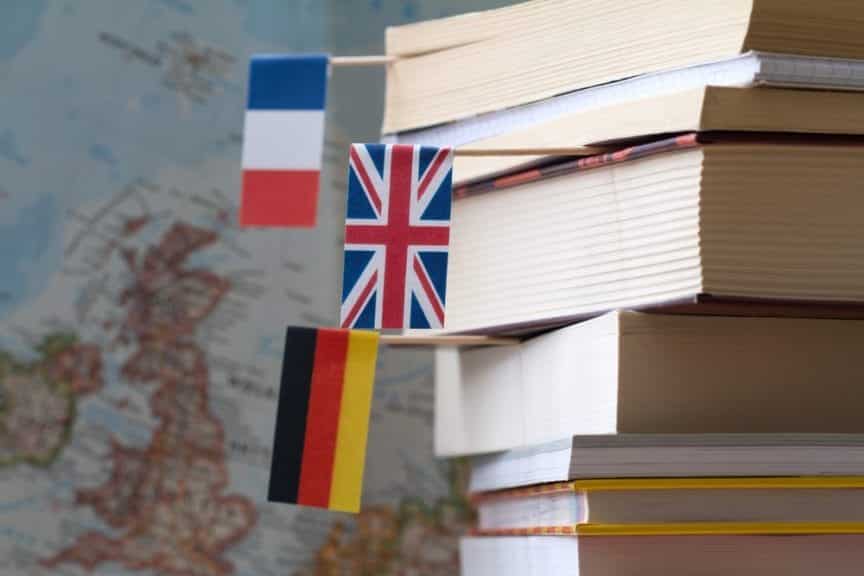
[0,1,509,574]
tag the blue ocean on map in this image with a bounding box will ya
[0,195,59,319]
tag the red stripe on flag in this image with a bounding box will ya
[349,147,383,216]
[341,270,378,328]
[413,256,445,325]
[297,329,350,508]
[344,225,449,245]
[417,149,449,201]
[382,145,413,329]
[241,170,318,227]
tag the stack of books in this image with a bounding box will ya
[382,1,864,574]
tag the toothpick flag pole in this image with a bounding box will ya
[331,55,397,66]
[453,146,603,157]
[380,334,519,347]
[241,52,607,230]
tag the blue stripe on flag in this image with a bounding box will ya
[247,54,328,111]
[417,251,448,305]
[420,166,453,221]
[367,144,386,179]
[342,250,374,300]
[347,169,378,219]
[356,292,377,328]
[417,146,437,178]
[410,294,431,329]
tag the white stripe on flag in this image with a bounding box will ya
[241,110,324,171]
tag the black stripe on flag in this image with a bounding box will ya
[267,326,317,503]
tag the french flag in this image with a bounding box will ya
[241,54,328,228]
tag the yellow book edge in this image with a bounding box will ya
[473,477,864,502]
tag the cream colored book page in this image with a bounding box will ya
[386,0,558,56]
[446,150,704,330]
[383,0,749,131]
[521,314,621,444]
[434,346,526,456]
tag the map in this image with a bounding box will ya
[0,0,511,574]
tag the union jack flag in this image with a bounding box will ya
[340,143,453,329]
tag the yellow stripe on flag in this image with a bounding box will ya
[328,330,379,512]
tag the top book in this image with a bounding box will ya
[383,0,864,133]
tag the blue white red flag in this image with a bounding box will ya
[241,54,328,228]
[340,143,453,330]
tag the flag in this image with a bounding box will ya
[241,54,328,228]
[268,327,379,513]
[340,143,453,329]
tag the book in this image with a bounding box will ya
[390,3,864,569]
[435,312,864,457]
[442,135,864,334]
[460,533,864,576]
[383,0,864,133]
[384,54,864,184]
[469,434,864,493]
[473,477,864,533]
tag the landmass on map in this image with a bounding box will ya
[299,464,474,575]
[0,334,103,467]
[98,29,234,104]
[43,221,257,576]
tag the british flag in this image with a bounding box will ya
[340,143,453,330]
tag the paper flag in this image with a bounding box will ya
[241,54,328,228]
[268,327,378,513]
[340,143,453,329]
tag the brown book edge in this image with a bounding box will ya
[453,132,864,199]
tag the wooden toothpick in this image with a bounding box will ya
[379,334,518,347]
[454,146,603,157]
[330,55,397,66]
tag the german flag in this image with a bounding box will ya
[267,326,379,513]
